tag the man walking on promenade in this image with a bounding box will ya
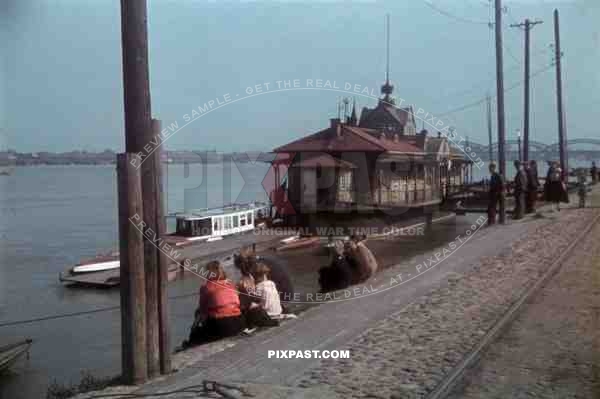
[591,161,597,184]
[513,160,528,220]
[525,160,540,214]
[487,162,503,225]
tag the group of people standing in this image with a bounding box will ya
[487,159,570,224]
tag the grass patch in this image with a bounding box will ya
[46,371,121,399]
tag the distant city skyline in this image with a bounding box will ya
[3,0,599,153]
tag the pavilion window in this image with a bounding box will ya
[337,170,353,202]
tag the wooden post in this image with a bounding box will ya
[120,0,170,380]
[511,18,543,164]
[523,19,531,163]
[120,0,152,155]
[554,9,568,179]
[141,122,160,378]
[486,94,494,163]
[117,153,147,385]
[152,120,171,375]
[495,0,507,224]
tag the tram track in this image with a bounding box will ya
[424,211,600,399]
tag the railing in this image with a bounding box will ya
[377,188,438,205]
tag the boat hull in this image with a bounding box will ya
[72,260,120,274]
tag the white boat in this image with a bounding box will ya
[69,251,120,274]
[72,259,120,274]
[171,201,271,241]
[0,167,13,176]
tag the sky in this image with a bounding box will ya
[2,0,599,153]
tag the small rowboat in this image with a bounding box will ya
[276,236,321,251]
[72,259,120,274]
[71,252,119,274]
[0,339,33,373]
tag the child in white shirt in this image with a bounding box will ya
[253,263,282,317]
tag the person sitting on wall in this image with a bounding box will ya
[184,261,244,348]
[319,240,353,293]
[234,247,294,307]
[238,262,279,329]
[345,235,378,283]
[252,263,283,317]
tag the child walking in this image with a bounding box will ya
[577,170,587,208]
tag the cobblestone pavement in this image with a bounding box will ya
[294,209,600,399]
[447,214,600,399]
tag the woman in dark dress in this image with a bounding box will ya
[544,162,568,211]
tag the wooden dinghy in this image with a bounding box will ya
[276,236,321,251]
[0,339,33,373]
[60,263,181,288]
[71,252,120,274]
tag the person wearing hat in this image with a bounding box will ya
[487,162,503,225]
[513,159,528,220]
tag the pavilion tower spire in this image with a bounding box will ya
[381,13,394,104]
[349,98,358,125]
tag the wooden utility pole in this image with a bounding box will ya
[120,0,152,154]
[117,154,147,384]
[142,134,160,378]
[120,0,171,381]
[554,9,567,179]
[511,19,543,163]
[152,119,171,375]
[494,0,507,223]
[486,93,494,163]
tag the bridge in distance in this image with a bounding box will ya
[462,138,600,162]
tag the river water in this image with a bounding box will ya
[0,163,270,398]
[0,160,584,398]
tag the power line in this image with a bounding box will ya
[435,63,554,117]
[0,291,199,328]
[422,0,492,25]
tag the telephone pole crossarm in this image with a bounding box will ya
[511,18,543,164]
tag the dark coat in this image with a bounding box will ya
[488,172,503,202]
[318,255,353,293]
[513,168,528,196]
[526,167,539,191]
[544,167,569,203]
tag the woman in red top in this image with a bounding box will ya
[186,261,243,347]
